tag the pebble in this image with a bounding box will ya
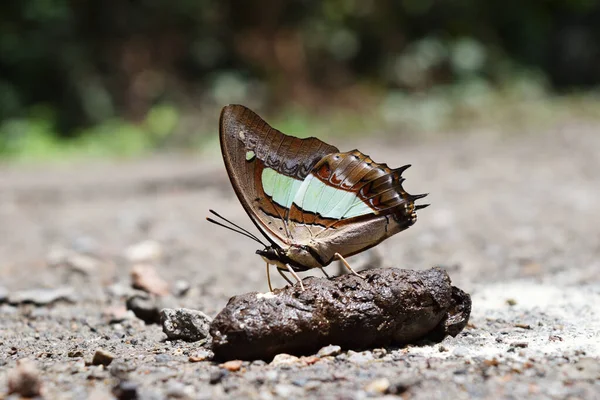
[7,358,43,397]
[131,264,170,296]
[365,378,391,393]
[112,380,139,400]
[103,305,131,323]
[317,344,342,358]
[209,369,228,384]
[125,240,163,263]
[347,350,374,364]
[220,360,243,372]
[92,349,116,366]
[155,353,172,363]
[188,349,214,362]
[173,280,191,297]
[270,353,300,366]
[160,308,212,342]
[126,294,161,324]
[8,286,76,306]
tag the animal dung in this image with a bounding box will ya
[210,267,471,360]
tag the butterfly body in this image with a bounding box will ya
[218,105,427,281]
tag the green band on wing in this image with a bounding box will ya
[293,174,372,219]
[262,168,303,208]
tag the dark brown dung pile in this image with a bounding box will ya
[210,267,471,360]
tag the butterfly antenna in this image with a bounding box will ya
[207,209,268,247]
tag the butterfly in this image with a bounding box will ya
[208,105,428,291]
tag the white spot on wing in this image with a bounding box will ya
[239,130,246,140]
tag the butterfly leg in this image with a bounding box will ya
[335,252,364,279]
[277,267,295,287]
[319,267,331,279]
[285,264,305,291]
[266,262,274,292]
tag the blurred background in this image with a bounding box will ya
[1,0,599,161]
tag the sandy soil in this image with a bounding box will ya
[1,122,599,399]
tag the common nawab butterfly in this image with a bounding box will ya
[208,105,428,291]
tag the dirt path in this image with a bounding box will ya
[1,123,599,399]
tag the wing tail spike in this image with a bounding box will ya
[411,193,428,201]
[415,204,430,210]
[394,164,411,175]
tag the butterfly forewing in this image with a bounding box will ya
[219,105,338,246]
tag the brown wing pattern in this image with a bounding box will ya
[219,104,338,246]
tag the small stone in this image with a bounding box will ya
[506,298,517,306]
[189,349,214,362]
[347,350,374,364]
[173,280,191,297]
[439,345,448,352]
[92,349,115,366]
[161,308,212,342]
[317,345,342,358]
[220,360,243,372]
[7,358,42,397]
[103,305,131,323]
[365,378,390,393]
[66,253,101,275]
[126,294,161,324]
[131,264,170,296]
[209,369,228,384]
[9,286,76,306]
[270,353,300,366]
[125,240,163,263]
[452,346,470,357]
[155,353,171,363]
[112,380,138,400]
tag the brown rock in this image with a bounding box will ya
[210,267,471,361]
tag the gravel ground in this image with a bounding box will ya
[1,122,599,399]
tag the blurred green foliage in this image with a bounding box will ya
[1,0,599,160]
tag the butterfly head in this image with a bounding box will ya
[256,244,321,271]
[256,246,287,269]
